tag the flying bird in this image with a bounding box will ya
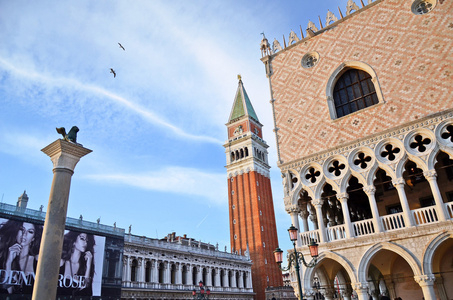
[118,43,125,51]
[110,68,116,78]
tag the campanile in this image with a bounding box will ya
[224,76,283,299]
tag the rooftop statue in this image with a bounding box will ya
[56,126,79,143]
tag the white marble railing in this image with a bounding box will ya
[381,213,405,231]
[353,219,375,237]
[412,206,438,225]
[300,230,320,246]
[445,202,453,219]
[326,224,346,242]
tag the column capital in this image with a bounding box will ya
[423,170,437,180]
[363,185,376,195]
[42,139,92,171]
[414,274,435,286]
[352,281,368,291]
[336,193,349,201]
[312,199,324,207]
[286,204,300,214]
[392,177,405,187]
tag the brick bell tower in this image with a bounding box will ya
[224,75,283,299]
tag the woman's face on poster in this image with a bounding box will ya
[74,233,88,252]
[16,222,35,247]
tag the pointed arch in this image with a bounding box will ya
[422,231,453,274]
[303,251,357,289]
[357,242,422,283]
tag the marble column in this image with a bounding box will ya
[424,170,448,221]
[287,205,301,247]
[138,257,144,287]
[32,139,92,300]
[415,275,437,300]
[312,199,327,243]
[300,209,310,232]
[363,186,383,232]
[393,178,415,227]
[152,261,159,283]
[337,193,354,238]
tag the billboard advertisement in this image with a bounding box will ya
[0,217,106,297]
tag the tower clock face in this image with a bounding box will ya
[234,125,243,136]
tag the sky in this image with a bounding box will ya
[0,0,351,257]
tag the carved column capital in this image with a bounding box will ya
[352,281,368,291]
[392,177,405,187]
[414,274,435,286]
[336,193,349,202]
[311,199,324,207]
[286,204,300,214]
[423,170,437,180]
[363,185,376,195]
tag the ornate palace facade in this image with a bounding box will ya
[260,0,453,299]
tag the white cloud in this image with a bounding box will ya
[0,58,223,144]
[85,166,227,205]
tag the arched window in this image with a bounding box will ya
[231,152,235,161]
[131,259,137,282]
[171,264,176,284]
[326,62,384,119]
[333,69,378,118]
[240,148,244,158]
[158,262,165,283]
[145,261,151,282]
[245,147,249,157]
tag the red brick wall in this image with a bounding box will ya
[269,0,453,164]
[228,171,283,299]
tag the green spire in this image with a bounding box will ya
[228,75,259,123]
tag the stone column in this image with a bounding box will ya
[415,275,437,300]
[123,256,131,286]
[176,263,182,285]
[287,205,301,246]
[434,274,448,300]
[138,257,144,287]
[337,193,354,238]
[32,139,91,300]
[215,268,220,287]
[383,275,396,299]
[206,268,212,287]
[352,282,369,300]
[238,271,244,288]
[312,199,327,243]
[164,262,170,284]
[392,178,415,227]
[424,170,448,221]
[300,209,310,232]
[152,261,159,283]
[363,186,383,232]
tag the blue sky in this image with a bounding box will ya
[0,1,350,256]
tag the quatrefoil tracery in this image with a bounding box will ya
[328,160,346,176]
[441,125,453,142]
[410,134,431,152]
[305,167,321,183]
[381,144,401,161]
[354,152,372,169]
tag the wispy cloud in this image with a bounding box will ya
[0,58,223,144]
[85,166,227,205]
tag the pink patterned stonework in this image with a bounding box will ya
[268,0,453,165]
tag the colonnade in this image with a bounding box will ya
[122,255,252,290]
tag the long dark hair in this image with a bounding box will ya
[61,231,95,279]
[0,220,42,269]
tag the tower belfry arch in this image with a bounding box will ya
[224,76,283,299]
